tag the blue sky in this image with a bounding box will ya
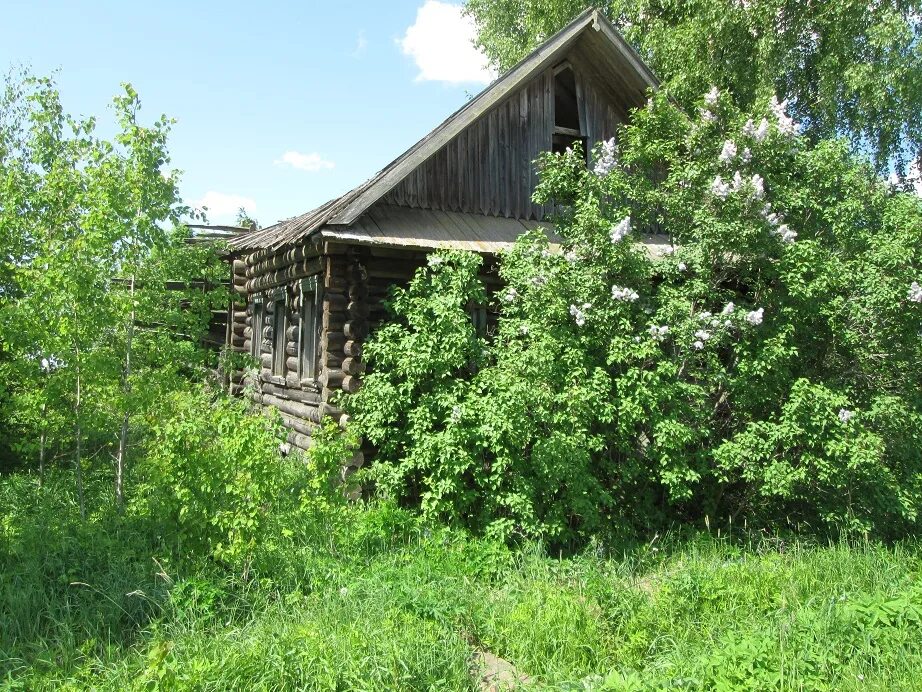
[1,0,497,226]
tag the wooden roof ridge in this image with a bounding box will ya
[229,8,657,252]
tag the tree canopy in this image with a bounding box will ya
[465,0,922,176]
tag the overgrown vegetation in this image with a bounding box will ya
[3,466,922,690]
[3,1,922,687]
[346,90,922,544]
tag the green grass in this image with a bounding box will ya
[2,469,921,690]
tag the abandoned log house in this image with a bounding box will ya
[225,9,660,466]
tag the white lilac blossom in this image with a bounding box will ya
[564,249,578,263]
[694,329,712,341]
[704,86,720,106]
[663,245,676,256]
[700,108,716,123]
[610,216,632,243]
[724,319,733,328]
[711,175,730,199]
[648,324,670,341]
[774,224,798,243]
[769,95,797,135]
[746,308,764,325]
[719,140,738,163]
[678,262,688,272]
[611,285,640,302]
[721,302,736,315]
[699,311,712,320]
[519,324,529,335]
[741,147,752,164]
[742,118,756,137]
[570,303,591,327]
[750,174,765,200]
[838,408,854,423]
[755,118,769,141]
[541,249,552,258]
[427,255,443,266]
[732,170,744,191]
[531,275,548,287]
[908,281,922,302]
[693,340,705,350]
[593,137,618,176]
[504,287,518,302]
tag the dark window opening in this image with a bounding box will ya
[272,292,287,376]
[251,298,265,360]
[299,276,322,382]
[552,65,587,159]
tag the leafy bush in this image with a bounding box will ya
[136,388,289,568]
[348,90,922,543]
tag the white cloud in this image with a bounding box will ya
[193,191,256,223]
[353,30,368,58]
[399,1,497,84]
[275,150,336,172]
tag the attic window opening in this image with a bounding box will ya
[553,65,587,159]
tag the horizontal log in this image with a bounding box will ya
[286,356,298,373]
[243,339,252,352]
[233,259,247,273]
[322,352,343,369]
[260,354,272,369]
[323,273,348,290]
[343,340,362,357]
[342,357,365,376]
[347,263,368,281]
[319,369,344,388]
[323,331,346,352]
[231,335,245,348]
[342,375,362,394]
[320,402,343,418]
[262,393,322,423]
[245,258,322,293]
[286,325,299,341]
[344,320,368,340]
[279,413,316,437]
[247,245,318,278]
[261,382,321,405]
[347,451,364,469]
[348,284,369,301]
[323,293,349,310]
[285,371,301,389]
[285,342,298,357]
[322,311,346,331]
[287,431,314,452]
[348,301,369,319]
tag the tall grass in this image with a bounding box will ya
[2,468,920,690]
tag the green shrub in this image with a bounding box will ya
[135,388,289,569]
[348,89,922,543]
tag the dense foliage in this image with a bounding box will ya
[3,467,922,689]
[348,91,922,543]
[0,74,226,508]
[465,0,922,177]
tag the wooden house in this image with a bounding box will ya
[224,9,659,466]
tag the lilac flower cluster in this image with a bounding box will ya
[593,137,618,177]
[570,302,592,327]
[611,285,640,302]
[610,216,631,243]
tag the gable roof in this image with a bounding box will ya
[229,8,657,252]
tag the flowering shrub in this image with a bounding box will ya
[348,90,922,543]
